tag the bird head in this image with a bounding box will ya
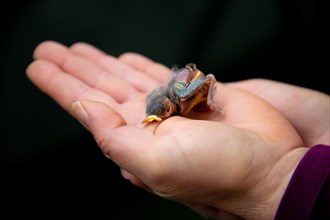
[141,92,176,123]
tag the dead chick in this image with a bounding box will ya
[142,63,222,123]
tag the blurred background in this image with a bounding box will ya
[2,0,326,219]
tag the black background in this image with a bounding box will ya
[2,0,327,219]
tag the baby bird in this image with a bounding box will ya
[141,63,222,123]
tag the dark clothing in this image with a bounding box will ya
[275,144,330,220]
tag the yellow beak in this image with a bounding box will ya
[141,115,163,123]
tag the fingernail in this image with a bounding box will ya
[121,169,130,180]
[71,101,90,129]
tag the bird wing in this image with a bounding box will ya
[173,77,204,100]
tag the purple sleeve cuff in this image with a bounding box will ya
[275,144,330,220]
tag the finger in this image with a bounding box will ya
[26,60,118,112]
[71,100,159,181]
[69,42,106,61]
[225,79,277,95]
[33,41,139,103]
[118,52,172,83]
[70,42,159,92]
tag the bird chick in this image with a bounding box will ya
[141,63,221,123]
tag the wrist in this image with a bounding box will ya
[255,147,309,220]
[207,147,308,220]
[275,144,330,219]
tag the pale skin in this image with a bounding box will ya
[26,41,329,220]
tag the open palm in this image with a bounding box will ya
[27,41,307,219]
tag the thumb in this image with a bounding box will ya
[70,100,157,179]
[71,100,126,132]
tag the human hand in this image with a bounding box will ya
[226,79,329,148]
[26,41,307,220]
